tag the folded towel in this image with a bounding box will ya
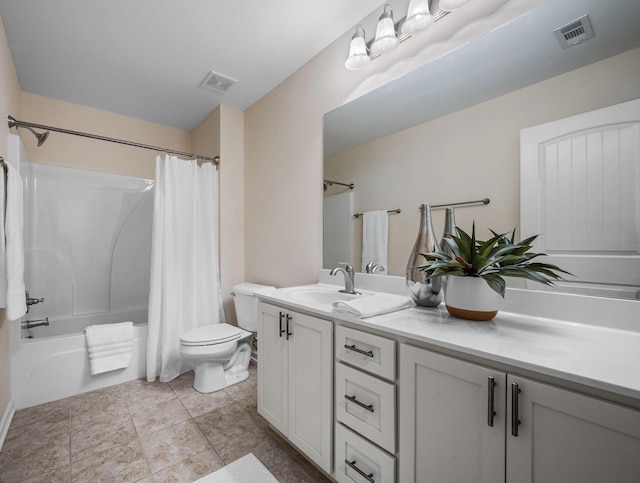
[85,322,134,375]
[5,163,26,320]
[332,293,414,318]
[361,210,388,273]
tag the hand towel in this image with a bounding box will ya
[332,293,413,318]
[85,322,134,375]
[0,165,7,308]
[361,210,388,273]
[5,163,26,320]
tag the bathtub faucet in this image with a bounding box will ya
[21,318,49,330]
[25,290,45,313]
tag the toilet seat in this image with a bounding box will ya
[180,323,247,347]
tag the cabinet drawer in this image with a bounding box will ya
[336,325,396,381]
[336,362,396,453]
[335,423,396,483]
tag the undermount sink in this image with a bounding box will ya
[283,285,372,305]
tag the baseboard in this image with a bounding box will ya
[0,399,15,451]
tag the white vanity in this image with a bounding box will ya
[256,272,640,483]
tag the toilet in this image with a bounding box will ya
[179,282,274,393]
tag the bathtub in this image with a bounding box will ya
[10,310,148,410]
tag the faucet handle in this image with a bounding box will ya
[337,262,354,273]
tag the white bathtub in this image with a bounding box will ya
[10,312,147,410]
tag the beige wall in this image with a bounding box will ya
[325,48,640,276]
[0,14,22,422]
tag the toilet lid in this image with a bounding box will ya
[180,324,244,346]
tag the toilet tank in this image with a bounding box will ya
[232,283,275,332]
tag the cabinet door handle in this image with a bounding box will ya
[487,376,497,427]
[344,344,374,358]
[511,382,521,437]
[278,312,285,337]
[345,459,375,483]
[286,314,292,340]
[344,394,374,412]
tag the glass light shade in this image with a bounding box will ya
[370,5,399,55]
[439,0,471,12]
[344,27,371,70]
[401,0,433,36]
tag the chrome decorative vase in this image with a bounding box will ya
[440,207,456,296]
[406,203,443,306]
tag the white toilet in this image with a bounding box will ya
[179,282,274,393]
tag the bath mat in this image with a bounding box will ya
[193,453,279,482]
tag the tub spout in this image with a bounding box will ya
[22,318,49,329]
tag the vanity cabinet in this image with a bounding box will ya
[257,302,333,473]
[400,344,640,483]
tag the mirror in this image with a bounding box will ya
[323,0,640,299]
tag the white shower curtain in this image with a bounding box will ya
[146,154,225,382]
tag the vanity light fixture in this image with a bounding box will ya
[345,25,372,70]
[371,4,400,55]
[401,0,434,36]
[345,0,471,70]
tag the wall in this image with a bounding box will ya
[324,48,640,276]
[0,13,22,427]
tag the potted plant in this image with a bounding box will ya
[416,223,571,321]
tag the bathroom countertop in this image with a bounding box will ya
[258,283,640,406]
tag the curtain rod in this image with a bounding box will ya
[7,116,220,165]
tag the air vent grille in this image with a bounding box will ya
[200,71,237,94]
[554,15,594,49]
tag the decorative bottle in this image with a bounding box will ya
[440,207,456,296]
[405,203,443,306]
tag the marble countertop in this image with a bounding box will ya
[258,282,640,404]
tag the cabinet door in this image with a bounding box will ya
[507,375,640,483]
[288,311,333,473]
[257,302,288,434]
[399,344,506,483]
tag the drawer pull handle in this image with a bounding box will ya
[345,394,374,412]
[344,344,374,357]
[487,376,496,427]
[285,314,292,340]
[345,459,374,483]
[511,382,521,437]
[278,312,285,337]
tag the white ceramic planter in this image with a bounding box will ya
[445,276,503,321]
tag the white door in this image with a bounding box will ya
[287,312,333,473]
[257,302,288,434]
[399,344,506,483]
[521,98,640,298]
[507,375,640,483]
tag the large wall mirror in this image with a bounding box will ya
[323,0,640,300]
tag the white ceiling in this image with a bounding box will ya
[0,0,385,131]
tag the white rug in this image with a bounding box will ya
[193,453,279,483]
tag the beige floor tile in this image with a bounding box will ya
[166,371,194,390]
[23,465,71,483]
[70,439,150,483]
[119,378,176,406]
[194,402,264,447]
[0,433,70,480]
[139,420,211,474]
[129,397,190,435]
[71,415,138,462]
[173,386,235,419]
[149,448,224,482]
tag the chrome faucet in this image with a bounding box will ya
[330,262,360,295]
[365,260,386,274]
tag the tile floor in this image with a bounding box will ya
[0,362,332,482]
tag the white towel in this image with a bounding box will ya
[332,293,414,318]
[361,210,388,273]
[85,322,134,375]
[0,166,7,308]
[5,163,26,320]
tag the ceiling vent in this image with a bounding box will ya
[553,15,594,49]
[200,71,237,94]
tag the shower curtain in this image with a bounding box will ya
[146,154,225,382]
